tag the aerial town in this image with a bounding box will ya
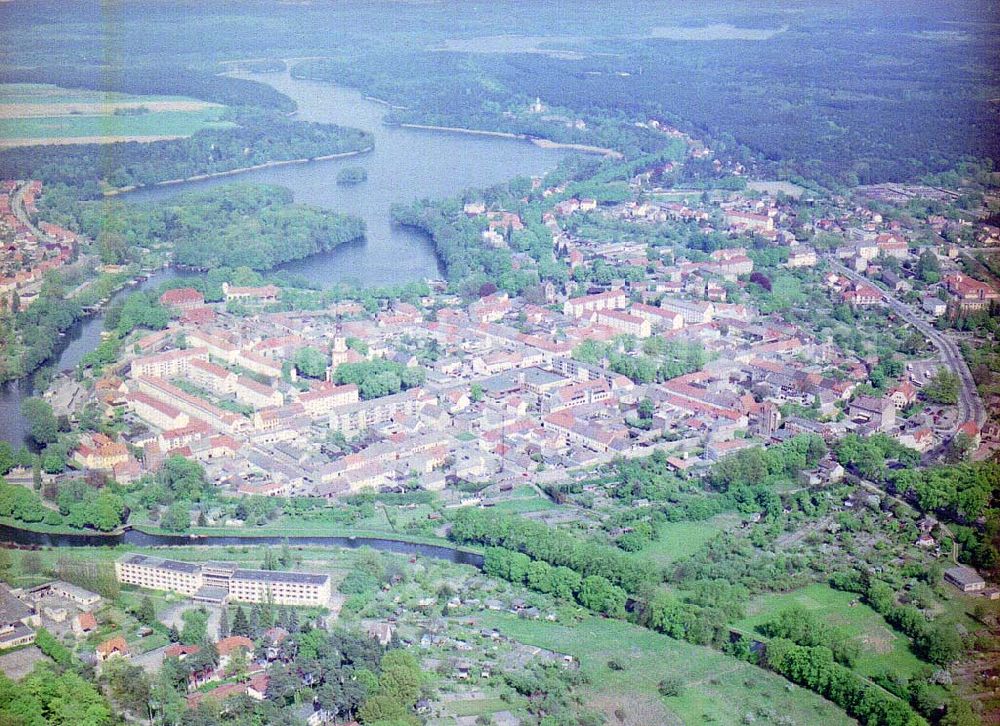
[2,148,999,723]
[12,173,997,501]
[1,4,999,726]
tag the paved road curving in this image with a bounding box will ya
[830,260,986,448]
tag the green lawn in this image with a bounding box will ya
[483,484,556,514]
[640,514,738,566]
[753,273,806,313]
[479,613,853,726]
[733,583,926,680]
[441,696,510,717]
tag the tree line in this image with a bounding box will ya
[1,65,296,111]
[765,639,926,726]
[1,108,372,199]
[830,571,964,667]
[483,546,627,617]
[459,506,926,726]
[449,507,663,596]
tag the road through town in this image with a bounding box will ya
[830,261,986,443]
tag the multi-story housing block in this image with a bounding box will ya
[130,348,209,379]
[115,554,202,597]
[115,555,331,606]
[328,388,429,436]
[562,290,627,318]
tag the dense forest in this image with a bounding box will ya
[0,65,295,112]
[51,184,366,271]
[292,26,997,188]
[0,109,373,198]
[1,1,995,187]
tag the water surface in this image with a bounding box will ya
[124,71,567,288]
[0,71,567,445]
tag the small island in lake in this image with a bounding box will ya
[336,165,368,185]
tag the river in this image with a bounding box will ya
[0,523,485,567]
[0,268,187,448]
[0,71,567,446]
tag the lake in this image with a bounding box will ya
[0,71,568,446]
[124,71,568,287]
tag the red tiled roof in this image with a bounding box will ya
[216,635,254,657]
[160,287,204,306]
[97,636,129,656]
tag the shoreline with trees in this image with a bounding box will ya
[105,146,373,196]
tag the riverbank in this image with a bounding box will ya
[0,265,177,390]
[129,521,474,550]
[398,122,525,140]
[103,146,373,197]
[0,516,101,537]
[0,519,484,563]
[529,137,623,158]
[363,95,408,111]
[397,123,621,158]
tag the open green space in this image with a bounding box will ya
[0,110,233,142]
[440,696,511,717]
[640,514,738,567]
[0,83,231,145]
[488,485,557,514]
[480,612,853,725]
[733,583,926,680]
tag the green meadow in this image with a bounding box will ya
[480,612,853,725]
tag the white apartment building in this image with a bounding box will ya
[115,555,331,606]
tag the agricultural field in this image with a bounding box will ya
[0,83,232,147]
[480,612,854,726]
[733,583,926,680]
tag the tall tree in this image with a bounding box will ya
[137,596,156,626]
[21,397,58,445]
[231,605,250,638]
[218,606,230,639]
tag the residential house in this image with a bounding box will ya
[96,636,130,662]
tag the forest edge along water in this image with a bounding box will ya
[0,69,568,447]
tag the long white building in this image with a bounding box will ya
[115,554,331,606]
